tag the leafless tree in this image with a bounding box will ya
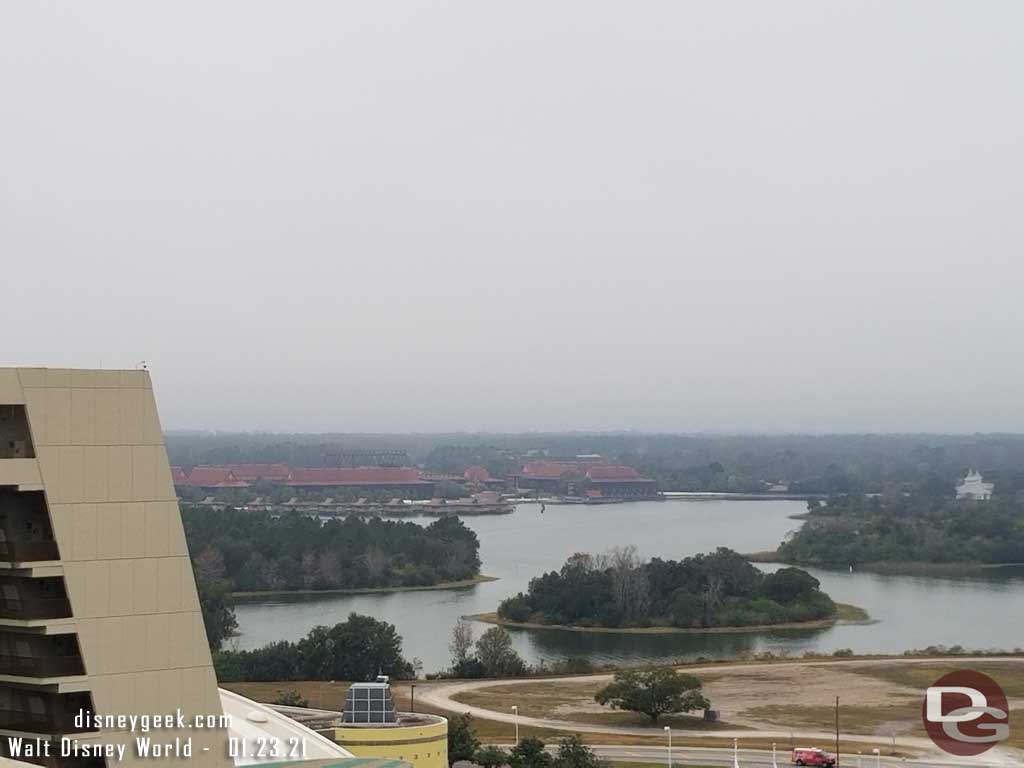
[363,547,390,579]
[702,572,724,626]
[607,545,650,619]
[449,620,475,666]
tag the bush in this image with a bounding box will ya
[498,594,533,622]
[272,689,309,707]
[448,713,480,766]
[475,746,510,768]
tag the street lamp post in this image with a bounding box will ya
[511,705,519,745]
[663,726,671,768]
[835,696,840,768]
[772,742,778,768]
[733,738,739,768]
[872,748,880,768]
[410,684,417,713]
[856,751,861,768]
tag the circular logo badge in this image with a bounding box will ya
[922,670,1009,756]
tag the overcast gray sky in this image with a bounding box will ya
[2,2,1021,433]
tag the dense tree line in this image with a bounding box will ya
[192,547,238,650]
[214,613,415,682]
[423,444,520,478]
[183,507,481,593]
[778,495,1024,565]
[498,547,834,629]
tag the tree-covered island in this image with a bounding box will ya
[183,506,482,593]
[494,547,845,630]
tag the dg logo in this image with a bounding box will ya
[923,670,1010,757]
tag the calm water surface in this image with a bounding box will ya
[232,500,1024,672]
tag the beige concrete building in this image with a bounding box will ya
[0,368,228,768]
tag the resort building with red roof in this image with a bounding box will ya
[286,467,434,499]
[219,463,291,482]
[515,460,657,497]
[462,465,508,491]
[178,465,250,488]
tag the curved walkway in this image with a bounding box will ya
[418,656,1024,765]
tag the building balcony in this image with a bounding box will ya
[0,691,94,736]
[0,489,59,563]
[0,540,60,563]
[0,654,85,678]
[0,596,72,621]
[0,406,35,460]
[0,707,92,735]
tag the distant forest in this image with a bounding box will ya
[778,495,1024,566]
[497,547,836,629]
[182,507,481,593]
[166,431,1024,495]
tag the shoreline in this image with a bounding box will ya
[744,552,1024,576]
[231,574,498,600]
[463,602,871,635]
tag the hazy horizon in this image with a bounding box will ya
[162,428,1024,438]
[3,2,1022,434]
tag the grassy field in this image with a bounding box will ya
[466,602,869,635]
[740,703,918,735]
[846,660,1024,697]
[451,680,737,730]
[846,660,1024,750]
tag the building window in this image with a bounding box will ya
[0,406,34,459]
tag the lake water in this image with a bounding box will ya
[231,500,1024,672]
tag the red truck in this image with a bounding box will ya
[791,747,837,767]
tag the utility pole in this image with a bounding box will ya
[835,696,841,768]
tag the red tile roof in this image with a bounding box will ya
[185,466,250,488]
[171,466,189,485]
[585,465,644,481]
[286,467,428,486]
[519,462,589,480]
[463,465,493,483]
[219,464,291,481]
[519,462,652,483]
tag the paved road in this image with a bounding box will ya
[420,656,1024,767]
[584,744,1014,768]
[471,743,1017,768]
